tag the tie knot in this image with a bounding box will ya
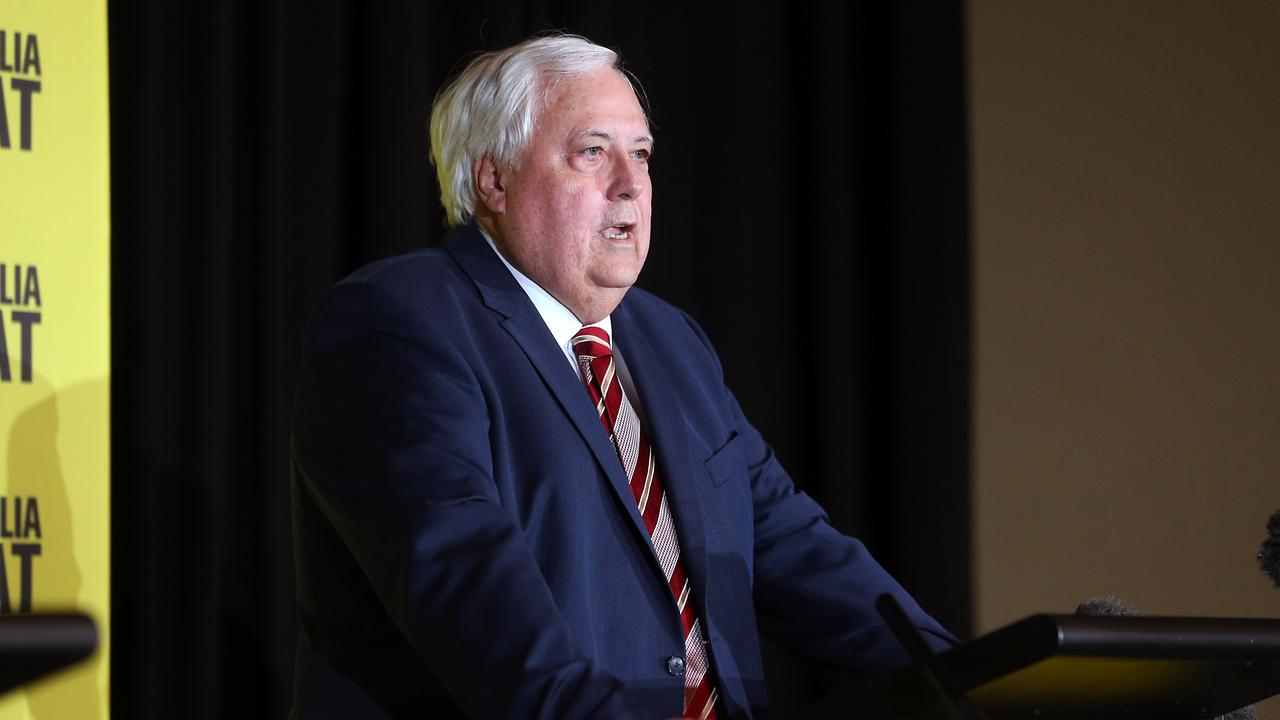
[572,326,612,361]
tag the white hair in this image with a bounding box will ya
[429,34,626,226]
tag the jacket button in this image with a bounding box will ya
[665,656,686,676]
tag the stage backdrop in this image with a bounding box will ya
[0,0,111,717]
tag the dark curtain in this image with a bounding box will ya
[109,2,969,716]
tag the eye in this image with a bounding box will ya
[632,148,651,161]
[582,146,604,158]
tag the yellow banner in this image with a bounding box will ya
[0,0,110,716]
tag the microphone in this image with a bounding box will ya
[1260,509,1280,587]
[1075,595,1257,720]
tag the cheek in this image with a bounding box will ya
[563,186,603,222]
[523,187,593,234]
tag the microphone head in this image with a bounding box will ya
[1260,510,1280,588]
[1074,595,1138,617]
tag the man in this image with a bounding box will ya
[291,34,954,719]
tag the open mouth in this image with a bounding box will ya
[601,222,636,241]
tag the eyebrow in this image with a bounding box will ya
[578,129,655,145]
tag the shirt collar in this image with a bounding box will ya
[480,228,611,367]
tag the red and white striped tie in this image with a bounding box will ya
[573,326,719,720]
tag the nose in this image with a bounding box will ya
[607,157,644,202]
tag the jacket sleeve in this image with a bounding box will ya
[292,280,653,719]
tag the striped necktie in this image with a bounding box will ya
[572,326,719,720]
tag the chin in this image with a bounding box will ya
[595,272,642,292]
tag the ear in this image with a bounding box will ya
[474,156,507,215]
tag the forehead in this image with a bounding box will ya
[536,67,649,136]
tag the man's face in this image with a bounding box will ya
[485,66,653,323]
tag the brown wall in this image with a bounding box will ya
[969,0,1280,689]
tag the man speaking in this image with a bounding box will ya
[290,34,954,719]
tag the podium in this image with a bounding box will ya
[814,614,1280,719]
[0,613,97,695]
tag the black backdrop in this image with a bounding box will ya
[109,1,969,716]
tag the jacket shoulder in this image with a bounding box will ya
[336,247,467,301]
[620,287,717,355]
[619,286,697,331]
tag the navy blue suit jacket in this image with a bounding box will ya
[290,224,955,719]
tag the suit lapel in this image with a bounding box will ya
[612,302,714,618]
[445,226,659,568]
